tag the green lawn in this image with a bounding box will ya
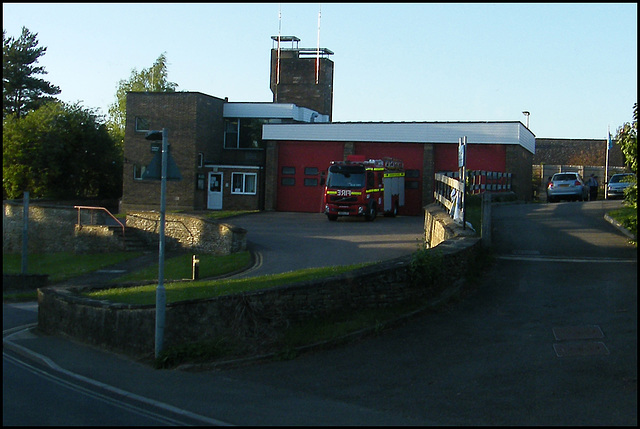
[86,262,371,305]
[3,252,143,283]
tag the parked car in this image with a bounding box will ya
[546,172,589,203]
[606,173,636,199]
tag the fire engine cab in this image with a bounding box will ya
[323,155,405,221]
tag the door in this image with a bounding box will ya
[207,172,223,210]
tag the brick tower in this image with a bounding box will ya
[270,36,334,121]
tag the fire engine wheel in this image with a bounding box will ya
[384,202,398,217]
[365,202,377,221]
[327,214,338,221]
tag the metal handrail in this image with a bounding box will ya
[74,206,125,237]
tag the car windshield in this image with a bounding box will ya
[553,174,578,181]
[327,165,366,188]
[610,174,635,183]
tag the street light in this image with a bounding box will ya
[145,129,168,359]
[522,111,530,129]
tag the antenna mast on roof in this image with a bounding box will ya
[276,5,282,102]
[316,6,321,85]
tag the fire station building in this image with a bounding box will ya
[120,36,534,215]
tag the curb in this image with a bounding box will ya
[604,214,636,240]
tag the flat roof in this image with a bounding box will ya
[262,121,536,154]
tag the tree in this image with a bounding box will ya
[614,102,637,209]
[107,52,178,146]
[3,101,122,199]
[3,27,60,119]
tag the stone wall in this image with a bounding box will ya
[4,201,79,253]
[37,205,481,358]
[4,202,246,255]
[125,211,247,254]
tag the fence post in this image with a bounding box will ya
[481,192,491,248]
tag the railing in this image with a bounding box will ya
[434,170,512,218]
[74,206,125,237]
[434,173,464,215]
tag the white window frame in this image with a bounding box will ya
[231,172,257,195]
[133,164,147,180]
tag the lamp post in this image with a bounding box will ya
[145,128,168,359]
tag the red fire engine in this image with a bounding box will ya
[323,155,405,221]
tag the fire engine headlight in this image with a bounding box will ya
[358,206,364,214]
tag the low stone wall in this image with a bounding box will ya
[37,206,481,358]
[424,203,477,247]
[3,201,246,255]
[125,212,247,254]
[4,202,79,253]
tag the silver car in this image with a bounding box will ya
[546,172,588,203]
[606,173,636,199]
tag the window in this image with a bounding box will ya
[135,117,149,132]
[239,119,266,149]
[133,164,146,180]
[281,167,295,175]
[224,119,239,148]
[281,177,295,186]
[305,167,319,175]
[198,153,204,168]
[231,173,257,195]
[224,118,267,149]
[406,169,420,179]
[304,178,318,186]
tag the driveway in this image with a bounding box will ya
[228,212,426,277]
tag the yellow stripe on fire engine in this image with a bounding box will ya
[366,188,382,193]
[384,172,405,178]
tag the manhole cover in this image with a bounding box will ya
[552,325,604,341]
[553,342,610,357]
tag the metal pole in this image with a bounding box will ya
[21,191,29,274]
[462,136,467,230]
[155,128,168,358]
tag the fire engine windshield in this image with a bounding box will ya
[327,165,366,189]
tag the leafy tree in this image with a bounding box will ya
[3,27,60,119]
[3,101,122,199]
[107,52,178,146]
[614,103,637,209]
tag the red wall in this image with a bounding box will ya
[277,141,344,212]
[434,144,506,172]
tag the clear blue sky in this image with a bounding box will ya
[3,3,637,139]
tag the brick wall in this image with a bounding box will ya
[505,145,533,202]
[534,138,625,167]
[121,92,225,213]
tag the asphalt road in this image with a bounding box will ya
[3,200,637,425]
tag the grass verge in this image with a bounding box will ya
[85,262,372,305]
[608,205,637,241]
[3,252,143,283]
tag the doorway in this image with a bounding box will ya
[207,172,223,210]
